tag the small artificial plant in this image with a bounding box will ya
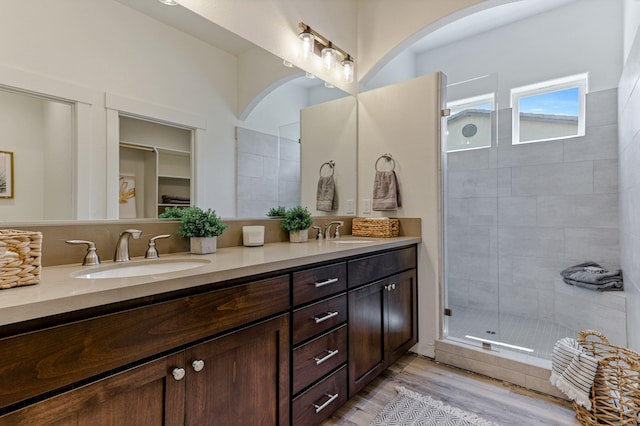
[280,206,313,232]
[266,206,287,217]
[158,206,185,219]
[177,206,229,238]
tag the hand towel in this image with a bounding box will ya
[560,261,623,291]
[550,337,599,409]
[316,175,336,211]
[372,170,401,211]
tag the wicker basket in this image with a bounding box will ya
[352,218,399,238]
[0,229,42,289]
[574,330,640,426]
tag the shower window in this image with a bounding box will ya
[446,94,494,152]
[511,73,587,144]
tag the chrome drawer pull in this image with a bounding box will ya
[314,277,339,288]
[314,349,339,365]
[313,311,339,324]
[313,393,339,413]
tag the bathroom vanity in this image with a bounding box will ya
[0,237,419,425]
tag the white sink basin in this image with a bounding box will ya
[71,259,210,279]
[331,240,375,244]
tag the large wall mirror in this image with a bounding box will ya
[0,0,357,223]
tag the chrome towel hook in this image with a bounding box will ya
[319,160,335,177]
[375,153,395,171]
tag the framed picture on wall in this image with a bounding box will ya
[0,151,14,199]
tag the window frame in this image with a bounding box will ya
[446,93,495,153]
[510,73,588,145]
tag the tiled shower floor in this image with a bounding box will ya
[446,305,578,360]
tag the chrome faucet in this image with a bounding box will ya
[114,229,142,262]
[324,221,344,239]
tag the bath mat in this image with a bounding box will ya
[370,386,500,426]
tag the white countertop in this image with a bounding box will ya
[0,236,420,327]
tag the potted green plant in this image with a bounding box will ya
[280,206,313,243]
[158,206,186,219]
[266,206,286,218]
[177,206,229,254]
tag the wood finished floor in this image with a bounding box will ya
[321,354,580,426]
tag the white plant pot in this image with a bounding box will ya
[289,229,309,243]
[190,236,217,254]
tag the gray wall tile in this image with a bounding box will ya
[593,159,618,194]
[448,148,491,171]
[498,139,564,168]
[498,197,537,227]
[448,169,498,198]
[586,88,618,128]
[564,227,620,264]
[511,162,594,196]
[537,194,618,228]
[498,226,565,258]
[563,124,618,162]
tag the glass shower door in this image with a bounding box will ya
[442,74,502,350]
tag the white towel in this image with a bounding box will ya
[550,337,599,410]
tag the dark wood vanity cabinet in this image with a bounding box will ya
[0,243,418,426]
[291,262,349,426]
[0,276,290,426]
[347,247,418,397]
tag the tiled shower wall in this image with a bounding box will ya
[236,127,300,218]
[619,32,640,353]
[446,88,627,345]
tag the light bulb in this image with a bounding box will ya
[305,72,316,79]
[282,60,294,68]
[158,0,178,5]
[299,31,315,62]
[341,57,354,83]
[324,81,335,89]
[322,46,336,72]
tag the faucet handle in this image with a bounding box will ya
[334,222,344,239]
[145,234,171,259]
[66,240,100,266]
[311,226,323,240]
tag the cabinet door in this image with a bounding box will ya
[348,279,385,398]
[0,352,185,426]
[184,314,289,426]
[385,269,418,366]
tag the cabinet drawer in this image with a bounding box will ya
[0,275,289,410]
[348,246,416,288]
[292,294,347,344]
[292,325,347,394]
[293,262,347,306]
[292,366,348,426]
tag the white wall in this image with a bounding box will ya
[624,0,640,62]
[300,96,357,217]
[412,0,622,105]
[358,73,443,357]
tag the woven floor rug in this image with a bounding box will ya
[370,386,500,426]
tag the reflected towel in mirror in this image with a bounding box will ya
[316,175,337,211]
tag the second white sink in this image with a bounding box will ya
[71,259,210,279]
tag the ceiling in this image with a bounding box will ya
[114,0,579,58]
[410,0,579,54]
[113,0,254,55]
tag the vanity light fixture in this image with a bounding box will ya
[321,43,336,72]
[305,72,316,79]
[341,55,354,83]
[158,0,179,5]
[298,27,315,62]
[283,60,295,68]
[324,81,335,89]
[298,22,355,84]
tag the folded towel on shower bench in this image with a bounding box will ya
[560,261,623,291]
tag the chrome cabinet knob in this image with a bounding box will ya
[192,359,205,372]
[172,367,186,381]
